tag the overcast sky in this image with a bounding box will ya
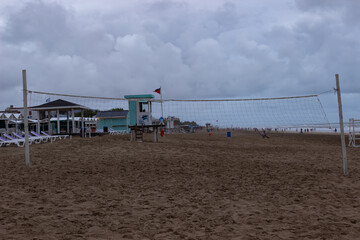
[1,0,359,122]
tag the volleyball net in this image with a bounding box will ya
[28,90,330,129]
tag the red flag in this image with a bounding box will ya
[154,87,161,94]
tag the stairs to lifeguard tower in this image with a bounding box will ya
[135,126,144,142]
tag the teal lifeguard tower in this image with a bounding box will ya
[124,94,154,126]
[124,94,162,142]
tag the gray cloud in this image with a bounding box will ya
[295,0,342,11]
[3,1,72,53]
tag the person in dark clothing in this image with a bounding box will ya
[260,130,270,138]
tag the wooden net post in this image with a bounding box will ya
[22,69,30,167]
[335,74,348,175]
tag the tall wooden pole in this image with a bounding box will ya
[335,74,348,175]
[57,109,60,134]
[81,110,84,137]
[72,108,75,134]
[48,110,51,134]
[22,70,30,167]
[66,111,70,134]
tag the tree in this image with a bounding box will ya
[173,119,199,126]
[75,109,98,117]
[174,119,181,126]
[182,121,199,126]
[74,108,124,117]
[110,108,124,111]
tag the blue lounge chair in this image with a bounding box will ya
[0,136,25,147]
[31,131,55,142]
[13,132,42,144]
[4,133,33,145]
[22,131,49,143]
[41,131,69,140]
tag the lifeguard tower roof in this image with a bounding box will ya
[124,94,154,99]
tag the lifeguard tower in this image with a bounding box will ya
[124,94,163,142]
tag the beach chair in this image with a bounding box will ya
[0,136,25,147]
[27,132,50,143]
[41,131,69,139]
[108,128,115,135]
[20,132,45,143]
[13,132,42,144]
[4,133,33,145]
[109,128,121,135]
[31,131,56,142]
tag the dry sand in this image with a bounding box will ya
[0,131,359,239]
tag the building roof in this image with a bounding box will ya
[96,110,129,118]
[124,94,154,99]
[50,117,96,122]
[30,99,88,111]
[0,113,16,119]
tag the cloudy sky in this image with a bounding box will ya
[1,0,359,122]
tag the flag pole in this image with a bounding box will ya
[160,86,164,118]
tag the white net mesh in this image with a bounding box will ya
[28,91,330,129]
[153,96,329,128]
[29,91,129,111]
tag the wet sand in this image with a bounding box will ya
[0,131,359,239]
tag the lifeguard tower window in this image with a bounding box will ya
[139,101,151,112]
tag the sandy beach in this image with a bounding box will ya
[0,131,359,239]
